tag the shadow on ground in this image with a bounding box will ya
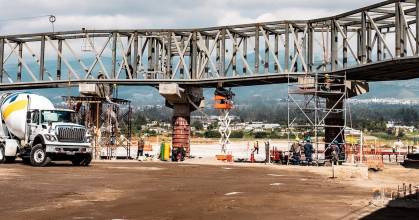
[361,192,419,220]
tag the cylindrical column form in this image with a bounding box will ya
[172,104,191,156]
[325,95,345,151]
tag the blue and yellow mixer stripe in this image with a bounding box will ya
[2,93,28,120]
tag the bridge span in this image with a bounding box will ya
[0,0,419,91]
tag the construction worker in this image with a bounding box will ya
[393,138,404,154]
[264,140,270,163]
[253,141,259,154]
[304,139,314,163]
[324,74,332,91]
[137,136,145,159]
[329,140,340,164]
[290,139,301,165]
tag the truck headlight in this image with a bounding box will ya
[45,134,58,142]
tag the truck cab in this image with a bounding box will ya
[24,109,92,166]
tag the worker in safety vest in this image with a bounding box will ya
[393,138,404,154]
[290,138,301,165]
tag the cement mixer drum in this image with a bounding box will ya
[1,93,55,139]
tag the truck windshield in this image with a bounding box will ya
[41,110,78,124]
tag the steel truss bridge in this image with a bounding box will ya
[1,0,419,91]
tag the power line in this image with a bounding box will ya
[0,15,54,23]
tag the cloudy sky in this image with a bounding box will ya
[0,0,383,34]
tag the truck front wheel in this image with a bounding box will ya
[30,144,51,167]
[81,154,92,166]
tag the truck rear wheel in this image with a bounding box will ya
[0,146,5,164]
[30,144,51,167]
[0,145,15,164]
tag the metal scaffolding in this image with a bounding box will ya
[63,96,132,160]
[287,72,347,160]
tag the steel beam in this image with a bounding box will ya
[133,32,139,78]
[112,32,117,78]
[221,29,226,77]
[0,38,3,83]
[56,40,62,80]
[308,24,313,71]
[191,32,198,79]
[361,12,367,63]
[285,23,290,72]
[0,0,418,89]
[17,43,23,82]
[255,26,260,74]
[243,37,247,74]
[416,0,419,55]
[39,35,46,80]
[396,3,402,57]
[264,30,269,73]
[331,20,338,71]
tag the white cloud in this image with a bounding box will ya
[217,11,255,26]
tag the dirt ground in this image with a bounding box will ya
[0,160,418,220]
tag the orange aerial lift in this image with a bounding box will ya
[214,87,235,154]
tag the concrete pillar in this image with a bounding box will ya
[172,104,191,156]
[159,84,204,158]
[325,95,344,150]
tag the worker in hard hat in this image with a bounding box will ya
[324,74,332,91]
[137,136,145,159]
[329,140,340,164]
[303,139,314,164]
[290,139,301,165]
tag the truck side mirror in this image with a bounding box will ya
[26,112,31,123]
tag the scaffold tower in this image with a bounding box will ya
[287,72,347,160]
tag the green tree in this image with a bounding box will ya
[204,130,221,138]
[230,131,244,138]
[207,122,218,130]
[192,121,204,130]
[254,132,268,139]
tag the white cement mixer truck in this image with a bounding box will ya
[0,92,92,167]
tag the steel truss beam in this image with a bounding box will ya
[0,0,418,90]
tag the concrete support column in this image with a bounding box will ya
[325,95,345,149]
[159,84,204,158]
[172,104,191,156]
